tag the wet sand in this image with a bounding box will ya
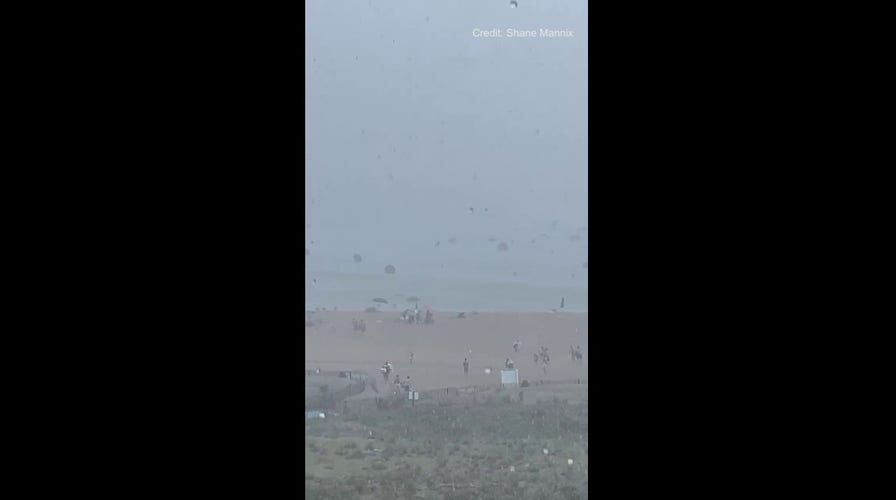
[305,310,588,392]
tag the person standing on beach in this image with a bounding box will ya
[463,358,469,375]
[409,351,414,365]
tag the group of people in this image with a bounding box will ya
[381,361,413,392]
[352,318,367,333]
[400,306,434,325]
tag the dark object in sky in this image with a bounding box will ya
[312,279,317,285]
[512,271,517,277]
[435,241,440,247]
[384,265,396,274]
[457,312,466,318]
[447,238,457,244]
[373,298,388,304]
[484,207,488,212]
[353,253,362,262]
[497,242,509,251]
[560,297,565,309]
[469,207,474,214]
[510,0,518,7]
[407,296,420,302]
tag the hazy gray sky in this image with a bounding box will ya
[306,0,587,307]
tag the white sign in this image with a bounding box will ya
[501,369,519,385]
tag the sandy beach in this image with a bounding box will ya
[305,310,588,392]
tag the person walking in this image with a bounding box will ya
[463,358,469,375]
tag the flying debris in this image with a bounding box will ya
[497,242,509,251]
[510,0,518,7]
[372,298,388,304]
[469,207,474,214]
[384,265,396,274]
[353,253,363,262]
[312,279,318,285]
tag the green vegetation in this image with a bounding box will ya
[305,386,588,500]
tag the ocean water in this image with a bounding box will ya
[305,242,588,313]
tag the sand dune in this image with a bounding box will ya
[305,311,588,391]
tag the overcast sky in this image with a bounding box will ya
[306,0,587,286]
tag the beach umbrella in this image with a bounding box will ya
[384,265,396,274]
[353,253,362,262]
[372,298,388,304]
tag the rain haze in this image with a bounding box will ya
[306,3,588,497]
[306,0,588,313]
